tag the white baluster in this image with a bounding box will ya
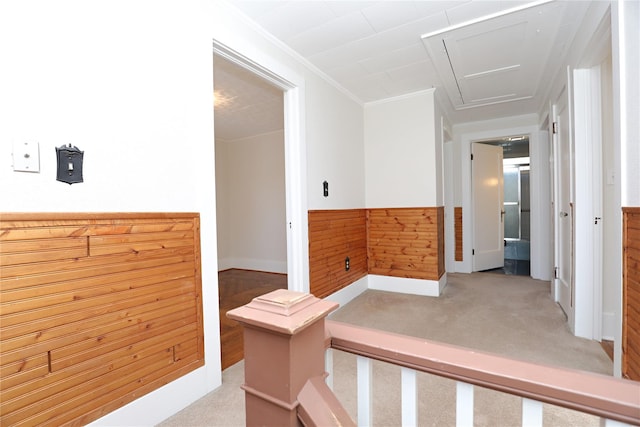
[325,348,333,390]
[357,356,372,427]
[456,381,474,427]
[401,367,418,426]
[522,398,543,426]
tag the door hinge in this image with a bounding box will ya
[472,249,475,255]
[554,266,558,279]
[471,153,474,161]
[552,122,558,134]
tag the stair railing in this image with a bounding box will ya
[228,290,640,427]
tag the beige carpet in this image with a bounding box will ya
[158,272,612,426]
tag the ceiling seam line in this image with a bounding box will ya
[442,40,465,105]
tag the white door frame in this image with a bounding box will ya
[458,125,549,280]
[552,82,574,328]
[213,41,309,293]
[572,65,604,340]
[549,65,604,340]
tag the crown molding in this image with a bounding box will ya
[222,0,364,107]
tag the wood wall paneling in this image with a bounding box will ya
[308,210,368,298]
[367,208,444,281]
[623,207,640,381]
[218,269,287,370]
[0,213,204,426]
[455,207,463,261]
[308,208,445,297]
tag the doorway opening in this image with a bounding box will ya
[212,41,308,368]
[476,135,530,276]
[213,53,288,369]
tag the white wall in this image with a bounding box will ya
[216,131,287,273]
[454,114,539,136]
[434,97,446,207]
[215,138,232,264]
[364,90,439,208]
[306,76,365,210]
[362,89,446,296]
[601,53,618,340]
[0,0,366,424]
[444,141,456,273]
[1,3,222,425]
[616,0,640,207]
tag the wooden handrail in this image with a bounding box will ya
[327,320,640,425]
[297,376,355,427]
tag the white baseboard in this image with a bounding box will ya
[324,276,368,308]
[439,273,448,293]
[602,311,616,340]
[217,258,233,272]
[368,274,446,297]
[217,257,287,274]
[88,366,216,426]
[324,273,447,310]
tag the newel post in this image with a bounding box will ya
[227,289,339,426]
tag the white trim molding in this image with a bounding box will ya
[325,276,369,308]
[572,66,603,340]
[213,40,309,294]
[368,274,447,297]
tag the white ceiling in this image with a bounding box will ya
[215,0,592,139]
[213,55,284,140]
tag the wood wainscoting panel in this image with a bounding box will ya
[0,213,204,426]
[623,207,640,381]
[308,209,367,298]
[367,207,444,281]
[454,207,463,261]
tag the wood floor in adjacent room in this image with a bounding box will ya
[219,269,287,370]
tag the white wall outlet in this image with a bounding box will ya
[12,141,40,173]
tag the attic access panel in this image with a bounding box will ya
[421,1,568,111]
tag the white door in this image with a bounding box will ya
[553,89,573,322]
[472,142,504,271]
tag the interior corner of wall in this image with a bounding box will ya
[439,273,448,294]
[324,276,369,308]
[601,311,616,341]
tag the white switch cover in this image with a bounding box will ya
[606,168,615,186]
[13,141,40,173]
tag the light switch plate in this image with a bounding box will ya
[606,168,615,186]
[13,141,40,173]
